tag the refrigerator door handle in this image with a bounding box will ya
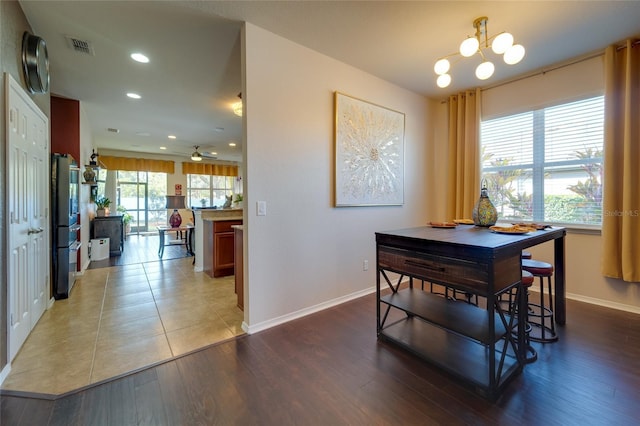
[28,227,44,235]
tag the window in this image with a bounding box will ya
[480,96,604,225]
[187,174,234,208]
[95,169,167,233]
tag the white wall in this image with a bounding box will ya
[243,23,433,330]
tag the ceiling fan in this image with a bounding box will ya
[190,146,217,161]
[191,146,203,161]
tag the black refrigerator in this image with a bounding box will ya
[51,153,81,299]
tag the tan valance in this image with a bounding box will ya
[182,162,238,177]
[100,156,175,174]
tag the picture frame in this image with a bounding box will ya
[334,92,405,206]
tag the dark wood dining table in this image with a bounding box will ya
[375,224,566,399]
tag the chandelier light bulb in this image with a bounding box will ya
[491,32,514,54]
[436,74,452,88]
[434,58,450,75]
[504,44,526,65]
[459,37,479,57]
[475,61,495,80]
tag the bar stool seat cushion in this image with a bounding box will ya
[522,259,554,277]
[521,270,534,287]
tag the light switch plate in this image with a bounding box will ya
[257,201,267,216]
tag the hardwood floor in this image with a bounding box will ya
[1,293,639,425]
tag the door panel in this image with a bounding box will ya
[6,73,49,361]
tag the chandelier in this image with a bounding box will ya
[434,16,525,88]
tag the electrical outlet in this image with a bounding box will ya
[363,260,369,271]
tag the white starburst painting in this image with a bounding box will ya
[334,92,405,206]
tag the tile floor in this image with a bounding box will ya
[1,256,245,396]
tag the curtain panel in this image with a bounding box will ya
[182,162,238,177]
[602,40,640,282]
[100,156,175,174]
[446,89,481,219]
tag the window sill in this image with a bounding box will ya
[552,223,601,236]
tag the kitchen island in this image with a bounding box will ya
[376,224,566,399]
[192,208,242,275]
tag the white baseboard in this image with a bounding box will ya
[244,286,376,335]
[566,292,640,315]
[194,266,204,272]
[528,287,640,314]
[0,363,10,386]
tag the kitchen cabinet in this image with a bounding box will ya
[203,219,242,278]
[92,216,123,256]
[233,225,243,310]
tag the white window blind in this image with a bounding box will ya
[480,96,604,225]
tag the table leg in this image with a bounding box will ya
[158,230,165,258]
[186,228,194,255]
[554,235,566,325]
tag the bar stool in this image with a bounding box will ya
[521,250,532,259]
[521,259,558,343]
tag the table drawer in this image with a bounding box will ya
[378,246,520,294]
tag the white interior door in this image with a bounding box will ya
[6,73,50,362]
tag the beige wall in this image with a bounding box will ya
[243,23,434,330]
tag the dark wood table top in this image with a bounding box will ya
[376,224,566,259]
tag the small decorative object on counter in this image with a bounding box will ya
[472,179,498,227]
[169,209,182,228]
[83,166,96,183]
[95,196,111,217]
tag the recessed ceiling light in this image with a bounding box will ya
[210,151,218,156]
[136,132,150,137]
[229,142,236,147]
[131,53,149,63]
[168,135,176,139]
[127,92,141,99]
[159,146,167,150]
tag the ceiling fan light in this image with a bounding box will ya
[191,148,203,161]
[434,58,450,75]
[232,101,243,117]
[475,61,495,80]
[459,37,479,57]
[491,32,514,54]
[436,74,452,88]
[504,44,525,64]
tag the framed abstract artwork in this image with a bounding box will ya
[334,92,405,206]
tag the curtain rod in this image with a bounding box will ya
[481,51,603,93]
[483,39,640,93]
[439,39,640,103]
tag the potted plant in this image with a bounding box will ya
[95,196,111,217]
[117,205,133,237]
[233,193,243,209]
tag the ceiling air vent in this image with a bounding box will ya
[65,35,95,56]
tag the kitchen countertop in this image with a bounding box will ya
[199,208,243,222]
